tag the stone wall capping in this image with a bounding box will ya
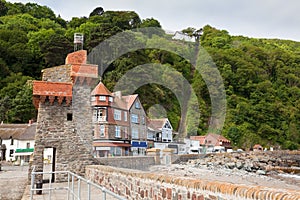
[86,165,300,200]
[146,148,161,153]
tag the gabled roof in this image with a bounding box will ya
[147,118,157,131]
[91,82,112,96]
[112,95,128,110]
[122,94,138,110]
[207,133,230,143]
[0,123,36,140]
[91,82,141,111]
[148,118,171,131]
[190,135,206,145]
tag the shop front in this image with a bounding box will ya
[131,141,147,156]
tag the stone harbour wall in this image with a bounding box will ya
[97,156,156,171]
[85,165,300,200]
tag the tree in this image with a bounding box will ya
[140,18,161,28]
[9,81,36,123]
[89,7,104,17]
[28,28,72,68]
[0,0,8,16]
[0,96,10,123]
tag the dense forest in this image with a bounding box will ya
[0,0,299,150]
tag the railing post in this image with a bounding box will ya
[30,171,35,200]
[78,179,81,200]
[102,189,107,200]
[49,171,52,200]
[87,180,91,200]
[72,175,75,200]
[67,172,70,200]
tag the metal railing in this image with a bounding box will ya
[30,168,126,200]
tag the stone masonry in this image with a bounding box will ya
[31,50,98,182]
[85,164,300,200]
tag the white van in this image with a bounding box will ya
[213,146,225,153]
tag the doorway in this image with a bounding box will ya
[43,147,56,182]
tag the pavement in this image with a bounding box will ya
[0,162,122,200]
[0,163,29,200]
[21,181,120,200]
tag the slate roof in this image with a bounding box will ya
[122,94,138,110]
[112,95,128,110]
[147,118,168,131]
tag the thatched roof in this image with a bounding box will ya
[0,123,36,140]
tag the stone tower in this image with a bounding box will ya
[31,50,98,181]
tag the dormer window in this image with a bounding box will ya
[99,96,106,101]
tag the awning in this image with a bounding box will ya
[93,142,131,147]
[15,148,34,153]
[14,148,34,156]
[131,141,147,148]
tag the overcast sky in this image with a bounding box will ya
[6,0,300,41]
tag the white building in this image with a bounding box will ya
[148,118,174,143]
[0,123,36,164]
[184,138,201,154]
[172,31,196,42]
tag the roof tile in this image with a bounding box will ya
[91,82,112,96]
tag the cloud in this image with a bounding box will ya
[5,0,300,41]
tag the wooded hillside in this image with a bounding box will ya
[0,0,299,149]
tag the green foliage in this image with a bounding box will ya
[0,0,7,16]
[0,1,298,150]
[8,81,36,123]
[200,25,300,149]
[140,18,161,28]
[89,7,104,17]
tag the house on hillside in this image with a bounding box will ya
[123,93,148,156]
[148,118,174,143]
[190,133,231,152]
[253,144,263,151]
[91,82,148,157]
[172,31,196,42]
[0,122,36,164]
[92,82,130,157]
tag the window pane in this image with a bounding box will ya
[115,126,121,137]
[132,128,139,139]
[135,102,140,108]
[114,109,121,120]
[124,111,127,121]
[131,114,138,123]
[100,125,105,137]
[99,96,106,101]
